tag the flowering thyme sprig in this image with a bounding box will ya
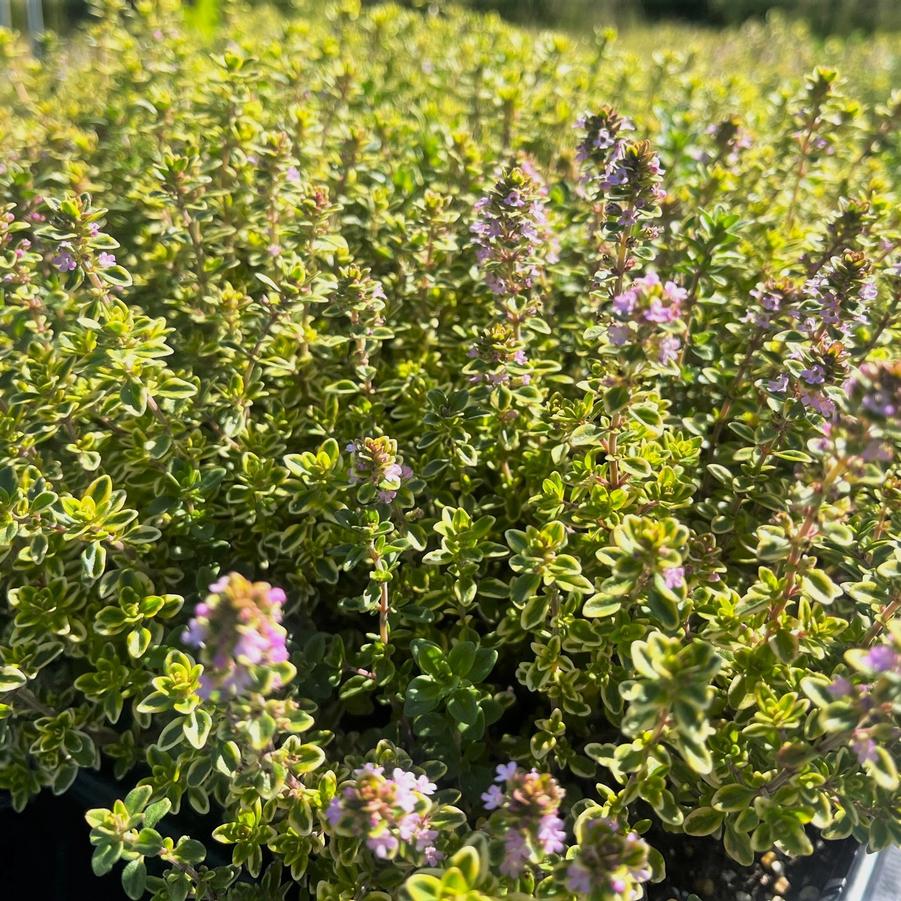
[798,250,874,342]
[182,572,291,699]
[465,322,531,388]
[607,272,687,367]
[481,762,566,878]
[565,816,652,900]
[326,763,442,865]
[471,160,556,335]
[578,109,665,299]
[346,435,413,504]
[810,631,901,783]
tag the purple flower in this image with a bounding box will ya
[768,373,790,393]
[566,818,652,897]
[538,813,566,854]
[495,761,519,782]
[327,764,441,865]
[662,566,685,590]
[286,166,300,183]
[827,676,852,698]
[852,734,878,764]
[800,364,825,385]
[471,161,554,300]
[481,785,504,810]
[182,620,208,647]
[181,573,290,699]
[366,831,399,859]
[663,280,687,303]
[864,645,897,673]
[566,862,593,894]
[52,250,77,272]
[326,798,342,826]
[612,290,637,316]
[800,390,836,417]
[97,252,116,268]
[347,436,411,500]
[500,830,530,877]
[608,323,631,346]
[658,336,681,365]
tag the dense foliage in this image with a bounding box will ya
[1,1,900,899]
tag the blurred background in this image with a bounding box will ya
[3,0,901,36]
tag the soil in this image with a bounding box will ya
[647,826,859,901]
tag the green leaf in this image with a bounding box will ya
[683,806,724,836]
[712,784,756,813]
[865,746,899,791]
[447,689,479,726]
[778,820,814,857]
[520,593,549,630]
[411,640,451,679]
[467,648,497,683]
[723,826,754,866]
[511,573,541,605]
[156,378,198,399]
[801,569,842,606]
[0,666,27,693]
[184,709,212,749]
[127,627,152,659]
[143,798,172,829]
[215,741,242,776]
[800,676,835,708]
[92,842,123,876]
[293,743,326,773]
[583,592,622,618]
[121,858,147,900]
[405,874,441,901]
[124,785,153,815]
[447,641,475,679]
[173,837,206,864]
[120,381,148,416]
[405,676,445,716]
[604,385,630,413]
[645,583,680,630]
[81,541,107,580]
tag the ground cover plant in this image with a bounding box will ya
[0,1,900,898]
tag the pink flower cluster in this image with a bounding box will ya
[796,251,874,342]
[766,341,848,419]
[326,763,442,865]
[608,272,687,364]
[182,573,289,698]
[465,322,531,388]
[481,762,566,877]
[346,436,413,503]
[471,161,556,300]
[577,109,665,218]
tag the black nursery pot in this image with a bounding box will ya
[640,828,897,901]
[0,771,230,900]
[2,773,897,900]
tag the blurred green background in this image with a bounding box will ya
[452,0,901,33]
[3,0,900,37]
